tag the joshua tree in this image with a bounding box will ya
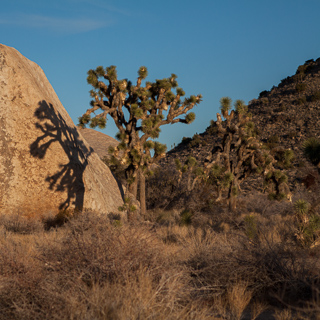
[205,98,291,211]
[79,65,202,215]
[175,156,204,192]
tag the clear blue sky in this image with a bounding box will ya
[1,0,320,149]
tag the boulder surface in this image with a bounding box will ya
[79,128,118,160]
[0,44,124,216]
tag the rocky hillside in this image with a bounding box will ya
[158,57,320,195]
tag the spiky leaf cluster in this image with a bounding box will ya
[220,97,232,114]
[303,137,320,166]
[234,99,248,114]
[294,199,320,247]
[294,199,310,216]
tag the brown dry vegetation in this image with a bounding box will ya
[1,199,320,320]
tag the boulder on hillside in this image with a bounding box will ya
[79,128,118,160]
[0,44,124,217]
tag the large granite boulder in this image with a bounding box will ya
[0,44,124,217]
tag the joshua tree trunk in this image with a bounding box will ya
[139,170,146,216]
[228,180,238,212]
[129,182,138,199]
[126,166,138,198]
[229,193,237,212]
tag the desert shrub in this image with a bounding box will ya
[146,166,182,210]
[205,120,218,135]
[186,231,319,310]
[259,90,269,98]
[303,137,320,166]
[265,135,280,149]
[268,135,280,144]
[206,126,217,135]
[294,199,310,217]
[0,227,68,319]
[278,103,287,112]
[243,214,258,240]
[297,95,307,105]
[294,199,320,247]
[268,191,286,201]
[280,76,294,87]
[153,209,179,226]
[1,213,216,320]
[296,83,307,93]
[181,136,192,145]
[188,134,202,148]
[275,149,294,169]
[180,209,193,226]
[294,65,307,82]
[295,214,320,247]
[288,130,296,139]
[38,215,166,283]
[0,213,44,234]
[296,65,307,74]
[310,91,320,102]
[1,209,320,319]
[43,209,77,230]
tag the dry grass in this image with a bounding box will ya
[0,203,320,319]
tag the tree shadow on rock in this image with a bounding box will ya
[30,100,93,211]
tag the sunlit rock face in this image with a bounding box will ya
[79,128,119,160]
[0,44,123,217]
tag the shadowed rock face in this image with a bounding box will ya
[0,44,124,216]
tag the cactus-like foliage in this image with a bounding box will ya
[175,156,205,192]
[303,137,320,167]
[294,199,320,247]
[205,98,291,211]
[294,199,310,218]
[80,65,202,215]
